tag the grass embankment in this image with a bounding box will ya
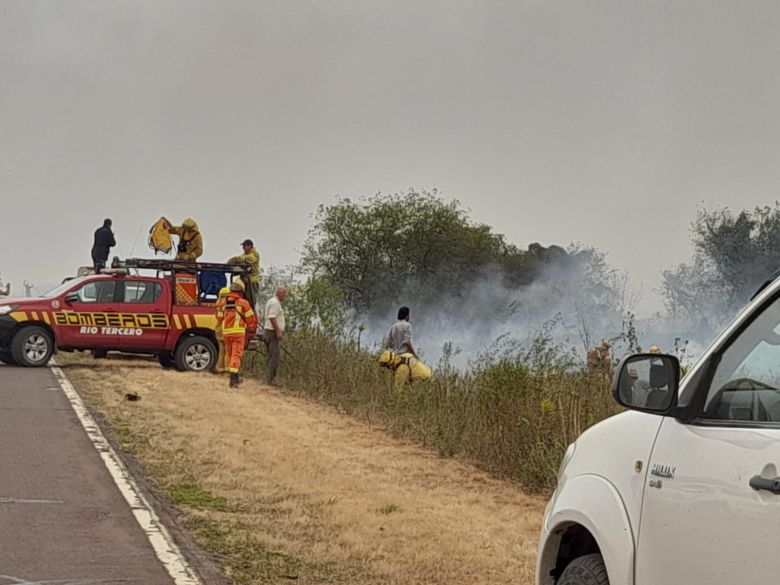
[244,332,619,493]
[58,354,546,585]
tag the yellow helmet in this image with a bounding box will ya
[230,279,245,292]
[182,217,197,229]
[218,287,231,297]
[649,345,661,353]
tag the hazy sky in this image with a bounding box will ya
[2,1,780,311]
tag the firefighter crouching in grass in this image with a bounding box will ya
[213,287,231,374]
[378,306,432,388]
[217,280,257,388]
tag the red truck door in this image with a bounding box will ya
[56,278,119,348]
[113,279,170,349]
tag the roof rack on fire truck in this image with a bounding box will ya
[112,257,252,275]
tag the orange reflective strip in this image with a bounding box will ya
[42,312,51,325]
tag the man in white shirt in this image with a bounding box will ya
[263,286,287,384]
[384,306,418,358]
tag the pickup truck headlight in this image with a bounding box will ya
[0,305,14,316]
[558,442,577,483]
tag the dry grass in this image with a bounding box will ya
[58,355,546,585]
[246,332,619,493]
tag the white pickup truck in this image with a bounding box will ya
[537,276,780,584]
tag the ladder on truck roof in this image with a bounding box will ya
[112,257,253,275]
[112,257,253,305]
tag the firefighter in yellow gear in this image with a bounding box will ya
[378,350,433,389]
[587,340,613,375]
[228,239,261,309]
[216,280,257,388]
[162,217,203,261]
[213,287,231,373]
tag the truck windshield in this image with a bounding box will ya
[44,277,90,298]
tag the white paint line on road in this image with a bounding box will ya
[0,576,107,584]
[0,497,63,505]
[49,364,203,585]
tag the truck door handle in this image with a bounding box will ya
[749,475,780,494]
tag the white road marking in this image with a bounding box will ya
[0,577,107,584]
[0,497,63,505]
[49,364,202,585]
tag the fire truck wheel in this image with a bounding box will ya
[175,336,216,372]
[158,352,175,369]
[11,326,54,367]
[0,351,17,365]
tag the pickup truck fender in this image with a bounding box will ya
[540,474,634,585]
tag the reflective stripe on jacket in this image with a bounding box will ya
[221,292,257,336]
[214,295,228,338]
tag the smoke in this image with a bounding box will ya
[357,250,636,368]
[356,254,729,370]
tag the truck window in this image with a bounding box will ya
[701,296,780,424]
[122,281,162,304]
[74,281,116,303]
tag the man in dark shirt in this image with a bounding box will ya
[91,218,116,272]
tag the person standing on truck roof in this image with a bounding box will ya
[162,217,203,261]
[213,286,231,374]
[263,286,287,385]
[217,280,257,388]
[228,239,261,310]
[91,218,116,273]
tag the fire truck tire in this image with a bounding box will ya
[175,336,216,372]
[158,352,175,369]
[11,326,54,367]
[0,351,17,365]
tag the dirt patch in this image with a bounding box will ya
[58,355,545,584]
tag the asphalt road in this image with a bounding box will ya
[0,363,175,585]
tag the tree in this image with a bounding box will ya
[302,190,575,314]
[302,190,630,354]
[662,204,780,324]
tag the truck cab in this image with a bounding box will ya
[538,275,780,584]
[0,258,253,371]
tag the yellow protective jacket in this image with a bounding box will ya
[228,249,261,283]
[218,292,257,337]
[170,218,203,261]
[214,293,229,339]
[378,350,432,382]
[148,218,174,255]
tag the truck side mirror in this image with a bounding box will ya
[612,354,680,415]
[64,292,79,304]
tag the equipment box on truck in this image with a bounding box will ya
[0,258,254,371]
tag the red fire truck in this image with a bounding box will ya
[0,258,255,371]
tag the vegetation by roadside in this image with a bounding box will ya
[244,331,619,493]
[58,354,546,585]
